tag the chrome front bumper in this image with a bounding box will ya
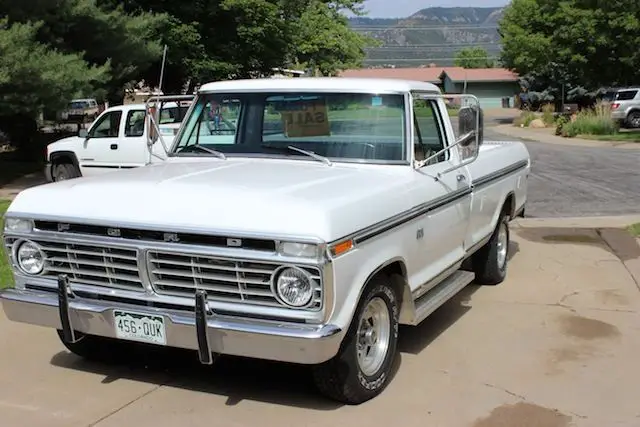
[0,280,343,365]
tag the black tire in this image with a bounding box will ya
[52,162,80,181]
[56,330,118,362]
[473,212,510,286]
[312,274,400,405]
[626,111,640,129]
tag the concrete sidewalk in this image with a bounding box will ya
[1,221,640,426]
[492,124,640,149]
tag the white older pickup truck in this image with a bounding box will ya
[45,98,193,182]
[1,77,529,404]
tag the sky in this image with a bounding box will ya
[362,0,510,18]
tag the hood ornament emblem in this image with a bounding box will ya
[164,232,180,243]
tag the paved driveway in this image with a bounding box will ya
[479,123,640,218]
[1,223,639,427]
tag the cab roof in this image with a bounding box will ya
[198,77,441,94]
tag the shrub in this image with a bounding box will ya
[555,115,570,135]
[561,102,618,137]
[513,111,537,127]
[541,103,555,126]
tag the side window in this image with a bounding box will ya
[89,111,122,138]
[125,110,146,137]
[413,97,447,164]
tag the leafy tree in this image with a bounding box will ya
[0,19,109,152]
[293,1,377,76]
[1,0,168,102]
[0,19,108,117]
[499,0,640,96]
[100,0,373,91]
[454,46,494,68]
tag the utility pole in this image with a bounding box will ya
[158,44,168,92]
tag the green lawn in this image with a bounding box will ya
[628,223,640,237]
[0,199,12,289]
[579,132,640,143]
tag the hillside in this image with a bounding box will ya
[349,7,504,67]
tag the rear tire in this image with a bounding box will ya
[52,162,80,181]
[312,275,400,404]
[473,212,510,286]
[626,111,640,129]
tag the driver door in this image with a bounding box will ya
[408,94,472,291]
[79,109,123,176]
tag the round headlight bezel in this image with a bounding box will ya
[14,239,46,276]
[271,265,316,308]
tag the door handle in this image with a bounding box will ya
[110,144,118,150]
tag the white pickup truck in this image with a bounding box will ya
[1,77,530,404]
[45,98,193,182]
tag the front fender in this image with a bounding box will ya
[329,237,411,330]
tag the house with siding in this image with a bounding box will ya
[339,67,520,108]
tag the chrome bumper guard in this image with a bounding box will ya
[1,275,344,365]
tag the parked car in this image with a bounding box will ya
[605,87,640,128]
[44,99,193,182]
[1,77,530,404]
[63,98,100,123]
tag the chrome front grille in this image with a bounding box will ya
[147,251,323,309]
[5,237,144,291]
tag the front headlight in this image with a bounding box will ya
[273,266,315,307]
[16,240,46,275]
[277,242,318,258]
[4,218,34,233]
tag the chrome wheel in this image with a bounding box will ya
[629,113,640,128]
[356,296,391,376]
[496,221,508,269]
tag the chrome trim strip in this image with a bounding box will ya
[349,186,472,246]
[330,159,528,248]
[472,159,529,189]
[3,214,326,246]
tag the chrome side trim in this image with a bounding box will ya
[472,159,529,189]
[329,159,528,249]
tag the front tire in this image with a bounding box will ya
[473,212,510,285]
[312,275,400,404]
[56,330,116,361]
[52,162,80,181]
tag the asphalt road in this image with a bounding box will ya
[482,125,640,218]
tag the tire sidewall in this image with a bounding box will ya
[495,216,510,276]
[344,279,400,396]
[53,163,77,181]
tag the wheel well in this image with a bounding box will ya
[50,151,79,168]
[366,260,409,309]
[502,192,515,219]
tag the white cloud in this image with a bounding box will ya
[362,0,510,18]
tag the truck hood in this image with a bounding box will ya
[47,135,83,154]
[8,158,416,242]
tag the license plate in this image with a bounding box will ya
[113,310,166,345]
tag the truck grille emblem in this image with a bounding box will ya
[164,233,180,243]
[57,223,70,232]
[227,238,242,247]
[107,228,121,237]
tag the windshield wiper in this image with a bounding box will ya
[182,144,227,160]
[262,144,332,166]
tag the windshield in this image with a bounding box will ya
[171,91,407,163]
[69,101,89,109]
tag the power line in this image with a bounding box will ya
[362,57,502,63]
[366,43,502,49]
[352,25,501,31]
